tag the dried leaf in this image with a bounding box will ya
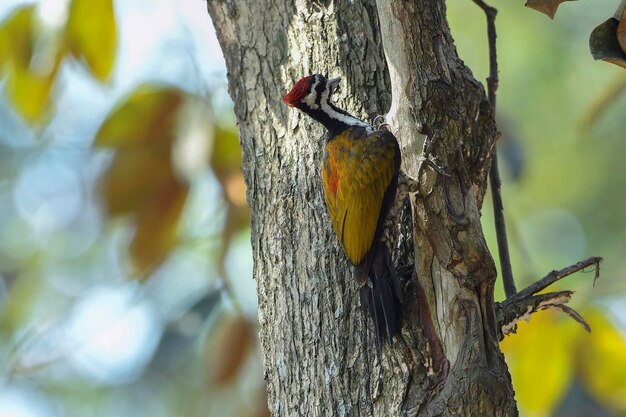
[101,143,176,216]
[129,179,189,276]
[95,85,184,148]
[66,0,117,81]
[206,314,255,385]
[525,0,576,19]
[590,18,626,69]
[95,86,189,276]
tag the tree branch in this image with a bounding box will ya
[496,257,602,338]
[472,0,517,299]
[514,256,602,300]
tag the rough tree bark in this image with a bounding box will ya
[208,0,517,415]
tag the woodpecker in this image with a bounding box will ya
[283,74,404,345]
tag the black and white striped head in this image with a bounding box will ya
[283,74,338,110]
[283,74,370,133]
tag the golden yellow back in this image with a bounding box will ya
[322,128,398,266]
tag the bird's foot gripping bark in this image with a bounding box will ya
[373,114,391,131]
[496,257,602,339]
[394,124,450,206]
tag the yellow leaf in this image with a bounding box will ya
[578,309,626,412]
[501,311,573,414]
[5,66,56,122]
[525,0,576,19]
[129,179,189,276]
[66,0,117,81]
[0,5,62,122]
[102,142,176,216]
[0,6,35,69]
[95,85,184,148]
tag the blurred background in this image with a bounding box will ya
[0,1,623,416]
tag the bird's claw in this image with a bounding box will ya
[373,115,390,131]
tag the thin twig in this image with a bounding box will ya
[472,0,498,106]
[472,0,517,299]
[496,257,602,337]
[497,290,594,337]
[514,256,603,300]
[498,290,572,337]
[546,304,591,332]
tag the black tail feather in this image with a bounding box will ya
[358,243,403,346]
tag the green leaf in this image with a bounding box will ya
[525,0,576,19]
[590,18,626,69]
[66,0,117,81]
[95,85,184,148]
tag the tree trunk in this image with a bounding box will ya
[207,0,518,415]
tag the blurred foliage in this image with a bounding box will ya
[0,0,117,122]
[66,0,117,81]
[0,1,624,417]
[0,1,266,417]
[501,309,626,415]
[96,85,188,276]
[0,5,62,121]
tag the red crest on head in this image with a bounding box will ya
[283,75,316,107]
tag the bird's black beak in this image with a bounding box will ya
[328,76,341,93]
